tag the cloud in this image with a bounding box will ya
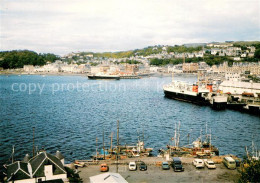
[0,0,259,55]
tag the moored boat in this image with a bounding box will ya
[88,72,120,80]
[163,81,211,105]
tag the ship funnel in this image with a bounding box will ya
[206,84,213,92]
[192,84,198,92]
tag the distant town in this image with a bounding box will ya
[0,41,260,83]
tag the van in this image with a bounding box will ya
[223,157,236,169]
[172,157,184,172]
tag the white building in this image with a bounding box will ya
[90,173,128,183]
[219,80,260,97]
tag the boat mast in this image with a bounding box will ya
[177,122,181,148]
[12,145,15,163]
[200,128,202,147]
[174,123,177,147]
[110,132,113,157]
[96,137,98,162]
[116,120,119,173]
[33,127,35,157]
[103,130,105,160]
[210,129,212,150]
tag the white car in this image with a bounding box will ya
[205,160,216,169]
[129,162,137,171]
[193,159,205,168]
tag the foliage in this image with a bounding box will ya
[65,167,83,183]
[254,49,260,59]
[167,45,203,53]
[0,50,59,69]
[90,62,99,66]
[120,59,141,64]
[239,159,260,183]
[204,56,232,66]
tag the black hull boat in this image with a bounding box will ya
[88,75,120,80]
[164,90,209,106]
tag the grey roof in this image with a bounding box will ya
[55,150,64,160]
[7,161,31,181]
[29,151,66,177]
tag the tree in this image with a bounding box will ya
[254,49,260,59]
[0,50,60,69]
[239,159,260,183]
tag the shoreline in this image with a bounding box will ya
[0,71,197,77]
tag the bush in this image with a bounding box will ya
[239,159,260,183]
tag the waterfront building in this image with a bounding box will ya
[125,64,139,74]
[182,63,198,73]
[6,150,67,183]
[212,62,260,75]
[90,173,128,183]
[23,65,35,72]
[219,80,260,97]
[225,72,241,81]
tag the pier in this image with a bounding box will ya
[120,75,141,79]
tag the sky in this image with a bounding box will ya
[0,0,259,56]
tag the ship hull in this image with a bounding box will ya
[164,90,209,105]
[227,103,246,111]
[88,75,120,80]
[211,102,227,110]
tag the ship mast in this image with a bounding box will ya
[116,120,119,173]
[177,122,181,148]
[12,145,15,163]
[110,132,113,157]
[96,137,98,162]
[174,123,177,147]
[32,127,35,157]
[103,130,105,160]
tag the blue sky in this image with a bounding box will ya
[0,0,259,56]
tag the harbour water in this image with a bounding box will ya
[0,75,259,165]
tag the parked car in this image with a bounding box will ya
[223,157,236,169]
[129,162,137,171]
[204,160,216,169]
[139,161,147,171]
[172,157,184,172]
[100,163,109,172]
[162,162,170,170]
[193,159,205,168]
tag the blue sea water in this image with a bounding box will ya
[0,75,259,165]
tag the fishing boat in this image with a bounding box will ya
[166,122,219,157]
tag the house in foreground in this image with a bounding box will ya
[6,150,67,183]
